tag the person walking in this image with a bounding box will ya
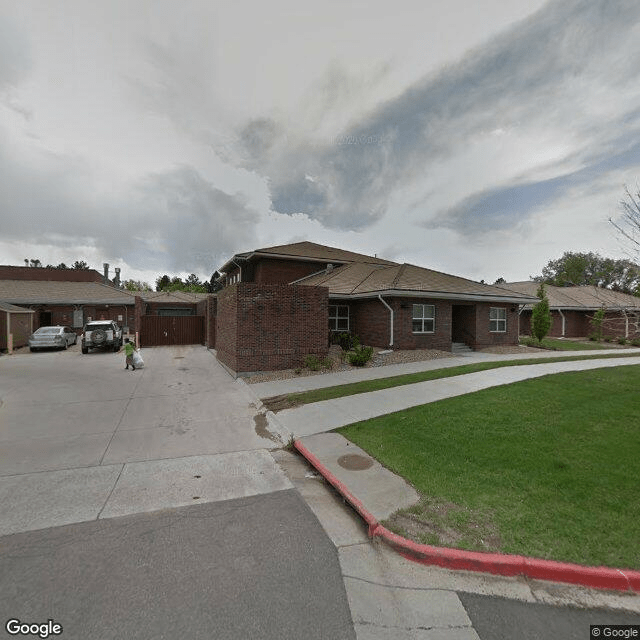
[124,338,136,370]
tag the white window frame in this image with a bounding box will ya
[412,304,435,333]
[490,307,507,333]
[329,305,350,332]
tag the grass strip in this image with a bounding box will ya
[338,365,640,569]
[262,352,640,410]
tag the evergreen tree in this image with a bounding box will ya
[531,283,552,343]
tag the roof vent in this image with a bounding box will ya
[326,263,334,273]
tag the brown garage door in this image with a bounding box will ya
[140,315,205,346]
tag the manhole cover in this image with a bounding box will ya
[337,454,373,471]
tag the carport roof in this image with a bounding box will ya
[0,280,136,305]
[0,301,35,313]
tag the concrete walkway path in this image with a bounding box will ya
[250,352,640,437]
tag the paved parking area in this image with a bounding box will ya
[0,345,289,535]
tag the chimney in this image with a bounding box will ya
[114,267,121,287]
[103,263,109,284]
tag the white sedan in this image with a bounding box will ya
[28,326,78,351]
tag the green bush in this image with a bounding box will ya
[604,335,612,343]
[347,344,374,366]
[332,332,356,351]
[304,355,321,371]
[303,354,333,371]
[618,337,627,345]
[632,338,640,347]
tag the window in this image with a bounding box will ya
[329,305,349,331]
[490,307,507,332]
[412,304,435,333]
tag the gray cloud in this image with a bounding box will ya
[0,17,31,89]
[0,123,257,274]
[134,165,259,273]
[231,0,640,233]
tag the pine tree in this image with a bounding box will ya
[531,283,552,343]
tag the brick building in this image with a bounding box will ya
[506,281,640,339]
[214,242,537,374]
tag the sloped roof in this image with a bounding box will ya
[220,241,396,272]
[0,280,136,305]
[298,263,537,302]
[0,301,35,313]
[505,282,640,310]
[136,290,210,303]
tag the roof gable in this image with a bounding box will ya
[221,241,396,272]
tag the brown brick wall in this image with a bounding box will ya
[0,266,104,282]
[205,296,217,348]
[348,297,453,350]
[473,303,519,348]
[520,309,640,339]
[215,286,239,372]
[253,258,326,284]
[216,283,328,374]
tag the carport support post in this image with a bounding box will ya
[7,332,12,355]
[135,331,139,349]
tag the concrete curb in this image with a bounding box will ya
[294,439,640,593]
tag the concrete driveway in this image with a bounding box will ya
[0,345,290,536]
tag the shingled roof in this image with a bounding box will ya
[219,241,396,272]
[505,282,640,310]
[297,262,537,303]
[0,280,136,305]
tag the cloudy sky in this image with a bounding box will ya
[1,0,640,286]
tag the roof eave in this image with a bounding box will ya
[326,289,538,303]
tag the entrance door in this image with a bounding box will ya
[39,311,52,327]
[451,304,475,345]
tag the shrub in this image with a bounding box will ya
[347,344,374,366]
[604,335,612,343]
[304,355,321,371]
[632,338,640,347]
[618,337,627,345]
[332,332,356,351]
[303,354,333,371]
[531,284,552,343]
[590,307,606,342]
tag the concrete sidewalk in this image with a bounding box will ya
[248,347,640,397]
[252,354,640,437]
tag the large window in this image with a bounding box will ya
[489,307,507,332]
[329,305,349,331]
[412,304,435,333]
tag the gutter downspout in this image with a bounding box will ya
[378,295,394,347]
[558,309,566,337]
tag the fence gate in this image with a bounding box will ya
[140,315,205,346]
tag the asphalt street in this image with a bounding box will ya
[1,490,354,640]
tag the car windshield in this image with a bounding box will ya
[86,324,111,330]
[35,327,61,334]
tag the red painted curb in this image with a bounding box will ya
[293,439,640,593]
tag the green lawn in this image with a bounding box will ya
[338,365,640,569]
[262,352,640,411]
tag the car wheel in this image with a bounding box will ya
[29,347,35,352]
[92,329,107,345]
[81,346,88,354]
